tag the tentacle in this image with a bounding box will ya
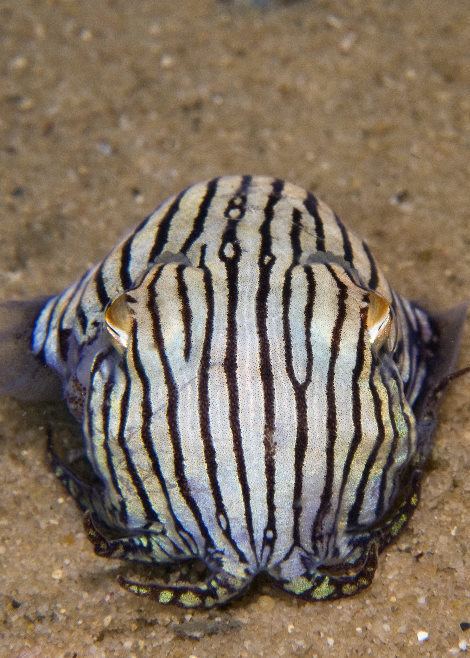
[85,511,136,559]
[375,471,421,551]
[84,511,183,564]
[51,438,192,569]
[271,541,378,601]
[117,569,252,609]
[47,430,105,516]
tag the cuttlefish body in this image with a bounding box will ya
[0,176,466,607]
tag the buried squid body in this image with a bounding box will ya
[1,176,467,608]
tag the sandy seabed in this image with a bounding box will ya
[0,1,469,657]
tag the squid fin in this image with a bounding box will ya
[414,303,468,459]
[0,298,62,402]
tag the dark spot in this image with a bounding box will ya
[460,622,470,632]
[432,60,461,84]
[42,122,55,137]
[95,630,105,642]
[180,99,203,113]
[423,455,445,473]
[7,94,23,105]
[415,248,434,263]
[371,229,386,240]
[11,186,25,197]
[390,190,410,205]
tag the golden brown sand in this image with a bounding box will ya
[0,1,469,656]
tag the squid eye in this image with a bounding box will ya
[104,294,132,350]
[366,291,393,350]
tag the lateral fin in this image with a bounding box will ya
[414,303,468,460]
[0,298,63,402]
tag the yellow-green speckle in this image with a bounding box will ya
[411,494,418,506]
[283,576,312,595]
[390,513,408,537]
[159,590,174,604]
[179,591,202,608]
[128,584,149,595]
[311,578,336,600]
[342,583,358,595]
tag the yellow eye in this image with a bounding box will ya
[367,291,392,349]
[104,294,132,350]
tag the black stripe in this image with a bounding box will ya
[392,357,414,467]
[304,192,325,252]
[175,264,192,362]
[257,178,284,557]
[218,176,257,563]
[392,294,411,384]
[334,213,354,265]
[35,295,61,364]
[101,368,128,526]
[130,306,193,554]
[181,178,220,255]
[148,189,187,263]
[399,300,420,398]
[119,235,134,291]
[119,205,167,290]
[362,240,379,290]
[66,267,95,337]
[58,327,72,363]
[95,260,111,309]
[85,350,127,528]
[285,207,314,546]
[73,271,96,335]
[290,207,303,263]
[223,174,250,221]
[56,273,88,362]
[76,304,88,333]
[117,354,171,522]
[149,268,214,549]
[117,356,164,525]
[198,251,248,563]
[347,359,387,526]
[375,371,401,518]
[86,350,111,461]
[54,294,73,361]
[283,264,315,546]
[88,347,161,529]
[393,336,404,367]
[311,265,348,542]
[331,303,367,538]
